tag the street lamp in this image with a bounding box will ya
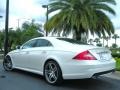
[42,5,48,36]
[4,0,9,57]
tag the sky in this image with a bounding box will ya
[0,0,120,46]
[0,0,49,28]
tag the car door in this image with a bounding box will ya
[27,39,53,72]
[15,39,38,69]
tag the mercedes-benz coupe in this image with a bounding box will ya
[3,37,115,85]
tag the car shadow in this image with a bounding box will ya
[2,68,119,90]
[12,69,44,80]
[61,78,113,89]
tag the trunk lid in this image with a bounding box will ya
[89,48,112,61]
[65,44,112,61]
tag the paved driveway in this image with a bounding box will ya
[0,59,120,90]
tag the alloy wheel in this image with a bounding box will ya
[44,61,63,85]
[3,56,13,71]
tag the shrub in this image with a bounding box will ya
[112,53,120,58]
[115,58,120,71]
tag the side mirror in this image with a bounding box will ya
[16,45,21,49]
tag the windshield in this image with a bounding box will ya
[57,38,88,45]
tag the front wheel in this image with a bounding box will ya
[44,61,63,85]
[3,56,13,71]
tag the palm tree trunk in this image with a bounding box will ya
[74,29,81,41]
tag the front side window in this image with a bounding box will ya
[22,39,37,49]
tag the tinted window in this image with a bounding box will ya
[57,38,87,45]
[36,39,52,47]
[22,39,37,49]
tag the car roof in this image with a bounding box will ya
[30,37,72,47]
[32,37,66,41]
[33,37,61,39]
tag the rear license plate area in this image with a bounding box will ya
[98,52,111,61]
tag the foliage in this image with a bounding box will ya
[112,53,120,58]
[88,39,93,45]
[0,30,4,51]
[21,21,43,43]
[111,48,120,53]
[45,0,116,40]
[115,58,120,71]
[112,43,118,48]
[93,38,103,47]
[112,34,120,46]
[111,49,120,71]
[94,38,100,44]
[111,48,120,58]
[0,21,43,51]
[96,43,102,47]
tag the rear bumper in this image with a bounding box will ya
[62,59,116,79]
[92,69,115,77]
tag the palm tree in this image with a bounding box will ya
[88,39,93,45]
[105,36,110,47]
[94,38,100,44]
[101,36,106,47]
[45,0,116,40]
[112,34,120,46]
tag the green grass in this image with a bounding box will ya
[115,58,120,71]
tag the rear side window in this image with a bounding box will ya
[57,38,87,45]
[36,39,53,47]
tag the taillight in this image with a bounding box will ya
[73,50,96,60]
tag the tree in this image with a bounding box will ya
[112,43,118,48]
[0,28,22,51]
[0,30,4,51]
[101,36,106,47]
[88,39,93,45]
[94,38,101,46]
[45,0,116,40]
[0,21,43,51]
[105,36,110,47]
[21,21,44,43]
[8,28,23,51]
[112,34,119,46]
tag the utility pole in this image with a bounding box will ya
[42,5,48,36]
[4,0,9,57]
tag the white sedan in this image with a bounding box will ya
[3,37,115,85]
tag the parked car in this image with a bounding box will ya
[3,37,116,85]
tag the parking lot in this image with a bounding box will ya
[0,59,120,90]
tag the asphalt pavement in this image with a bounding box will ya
[0,59,120,90]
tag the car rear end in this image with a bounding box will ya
[62,47,116,79]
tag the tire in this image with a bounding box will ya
[3,56,13,71]
[44,60,63,85]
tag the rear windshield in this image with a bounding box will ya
[57,38,87,45]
